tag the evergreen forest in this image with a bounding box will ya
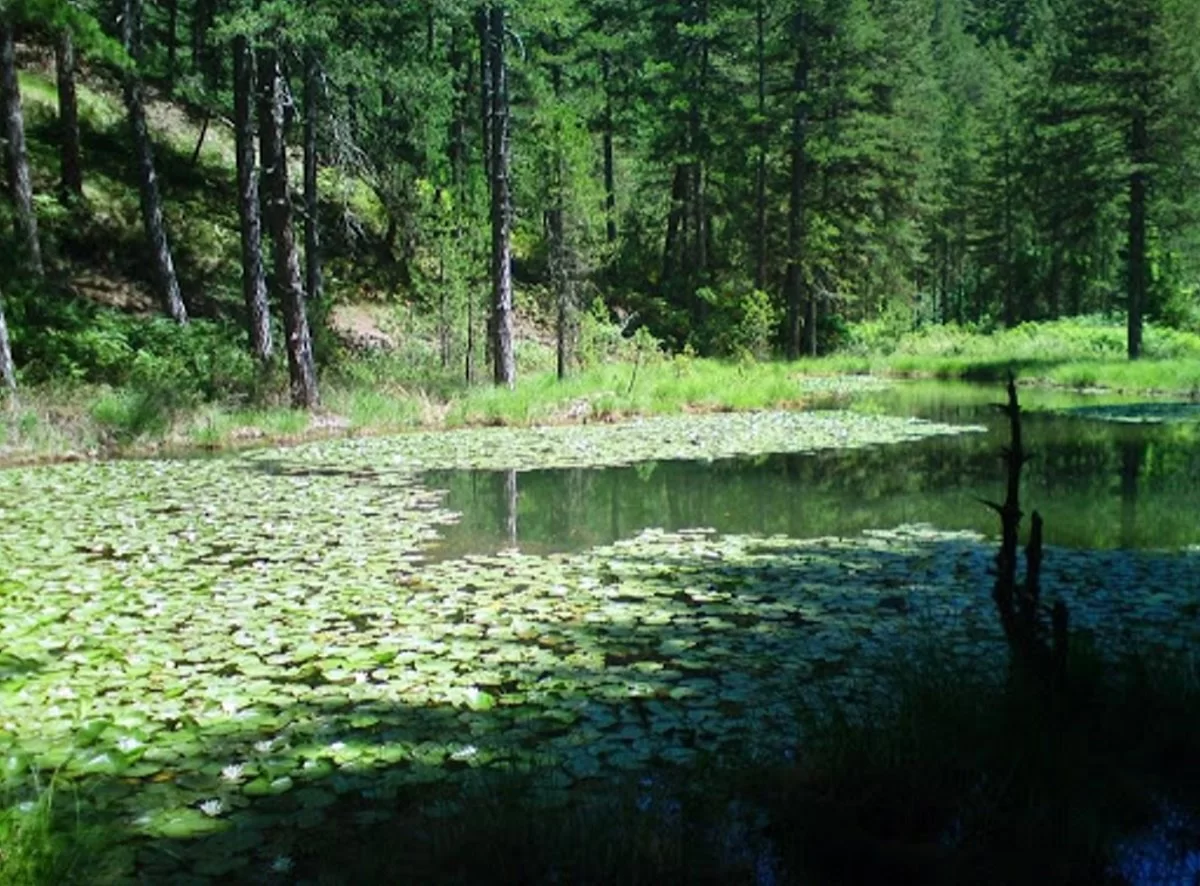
[1,0,1200,413]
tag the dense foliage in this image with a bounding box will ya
[1,0,1199,397]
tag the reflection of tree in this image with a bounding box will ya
[1119,437,1146,549]
[504,469,518,550]
[432,417,1200,556]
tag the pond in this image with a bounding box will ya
[0,380,1197,881]
[430,381,1200,557]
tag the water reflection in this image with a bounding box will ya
[427,383,1200,559]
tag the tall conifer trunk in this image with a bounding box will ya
[121,0,186,321]
[487,5,515,388]
[602,53,617,244]
[233,36,271,363]
[690,0,710,281]
[0,286,15,393]
[165,0,178,92]
[754,0,767,292]
[1,24,43,277]
[259,45,319,408]
[785,9,809,359]
[1127,107,1147,360]
[549,63,570,380]
[55,30,83,201]
[478,8,493,180]
[449,24,475,384]
[303,45,322,303]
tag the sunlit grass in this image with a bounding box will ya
[0,779,111,886]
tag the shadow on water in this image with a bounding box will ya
[27,533,1198,885]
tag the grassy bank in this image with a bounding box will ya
[826,315,1200,392]
[5,315,1200,466]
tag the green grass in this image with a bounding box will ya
[822,316,1200,393]
[0,779,114,886]
[7,317,1200,466]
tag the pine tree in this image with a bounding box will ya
[121,0,188,322]
[232,34,272,363]
[1,21,44,277]
[260,42,319,407]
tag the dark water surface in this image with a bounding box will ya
[426,381,1200,558]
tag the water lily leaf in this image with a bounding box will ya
[138,808,231,839]
[243,776,294,797]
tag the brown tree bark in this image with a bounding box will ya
[1,24,43,277]
[55,30,83,202]
[487,5,515,388]
[259,45,319,408]
[303,45,322,303]
[233,36,271,363]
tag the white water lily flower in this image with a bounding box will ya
[354,671,369,684]
[50,685,76,700]
[199,798,224,817]
[220,699,240,715]
[254,739,276,753]
[221,763,246,783]
[271,855,294,873]
[328,741,347,753]
[450,745,478,762]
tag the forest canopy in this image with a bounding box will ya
[1,0,1199,401]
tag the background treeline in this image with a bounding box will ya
[1,0,1199,404]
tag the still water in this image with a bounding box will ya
[427,381,1200,558]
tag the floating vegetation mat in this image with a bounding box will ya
[1,411,1194,880]
[1055,402,1200,424]
[266,408,985,472]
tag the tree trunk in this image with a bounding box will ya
[690,0,709,281]
[477,7,493,181]
[1127,108,1147,360]
[754,0,767,292]
[503,469,518,549]
[55,30,83,202]
[449,24,475,385]
[303,45,323,303]
[487,5,515,388]
[165,0,178,94]
[550,170,568,381]
[663,164,688,283]
[121,0,186,322]
[448,25,467,192]
[1,24,43,277]
[602,53,617,244]
[259,45,319,408]
[0,285,15,394]
[192,0,214,88]
[550,61,571,381]
[785,10,808,360]
[233,36,271,363]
